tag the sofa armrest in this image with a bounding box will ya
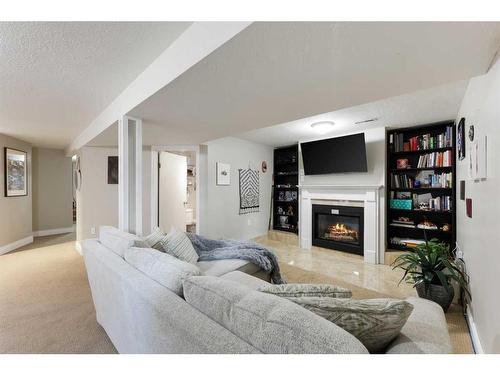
[385,297,453,354]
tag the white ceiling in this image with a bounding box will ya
[128,22,500,145]
[0,22,191,149]
[237,79,469,147]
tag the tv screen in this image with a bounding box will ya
[301,133,368,175]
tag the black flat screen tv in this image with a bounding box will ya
[301,133,368,175]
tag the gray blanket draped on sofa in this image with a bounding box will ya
[187,233,285,284]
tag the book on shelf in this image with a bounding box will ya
[391,173,414,189]
[390,126,453,152]
[417,151,453,168]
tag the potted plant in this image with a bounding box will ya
[392,238,470,312]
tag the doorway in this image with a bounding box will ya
[157,150,197,233]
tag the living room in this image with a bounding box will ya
[1,2,500,373]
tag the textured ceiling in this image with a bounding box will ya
[128,22,500,145]
[237,80,469,147]
[0,22,191,148]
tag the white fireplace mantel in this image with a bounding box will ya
[299,184,384,264]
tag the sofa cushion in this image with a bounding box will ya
[183,276,368,354]
[159,228,199,264]
[99,226,140,258]
[140,227,166,250]
[125,247,201,296]
[197,259,260,277]
[220,271,270,289]
[287,296,413,353]
[259,283,352,298]
[385,297,453,354]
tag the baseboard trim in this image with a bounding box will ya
[466,305,484,354]
[74,241,82,255]
[0,236,34,256]
[33,227,75,237]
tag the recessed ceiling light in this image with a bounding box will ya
[310,121,335,134]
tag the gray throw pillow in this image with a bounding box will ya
[140,227,166,250]
[286,297,414,352]
[159,227,199,264]
[258,283,352,298]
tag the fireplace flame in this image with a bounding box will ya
[326,222,359,242]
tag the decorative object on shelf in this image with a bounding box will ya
[418,201,429,211]
[291,191,298,200]
[278,191,285,201]
[284,190,293,201]
[390,199,412,210]
[468,125,475,141]
[238,168,259,214]
[277,206,284,215]
[4,147,28,197]
[396,158,409,169]
[392,238,470,312]
[216,162,231,186]
[287,205,294,216]
[417,219,437,230]
[261,161,267,173]
[279,215,289,227]
[107,156,118,184]
[413,180,421,188]
[457,117,465,160]
[441,223,451,232]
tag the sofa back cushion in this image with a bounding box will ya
[125,247,201,296]
[99,226,142,257]
[183,276,368,354]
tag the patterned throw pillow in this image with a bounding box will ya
[159,228,199,264]
[258,283,352,299]
[286,297,413,352]
[140,227,166,250]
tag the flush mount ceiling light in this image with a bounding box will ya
[310,121,335,134]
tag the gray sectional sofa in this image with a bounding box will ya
[82,228,453,354]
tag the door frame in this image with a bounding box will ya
[151,145,205,235]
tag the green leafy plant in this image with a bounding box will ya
[391,237,470,298]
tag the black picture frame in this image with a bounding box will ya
[107,156,118,184]
[457,117,465,160]
[4,147,28,197]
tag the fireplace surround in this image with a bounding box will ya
[312,204,364,255]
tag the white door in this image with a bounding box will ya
[159,152,187,233]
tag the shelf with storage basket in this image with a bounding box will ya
[386,121,456,252]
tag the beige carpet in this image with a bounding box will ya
[0,234,116,354]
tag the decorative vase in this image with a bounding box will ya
[416,283,454,312]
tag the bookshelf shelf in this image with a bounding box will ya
[386,121,456,253]
[273,145,299,234]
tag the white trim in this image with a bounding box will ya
[134,118,143,236]
[118,116,129,232]
[299,184,383,190]
[150,150,159,230]
[0,236,34,256]
[33,226,75,237]
[74,241,82,255]
[66,22,251,156]
[466,305,484,354]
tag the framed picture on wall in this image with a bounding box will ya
[216,162,230,185]
[4,147,28,197]
[108,156,118,184]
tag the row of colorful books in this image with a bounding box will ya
[417,151,453,168]
[391,126,453,152]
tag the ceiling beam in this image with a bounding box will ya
[66,21,251,155]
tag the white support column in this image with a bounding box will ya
[118,115,143,235]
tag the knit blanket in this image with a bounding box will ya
[187,233,285,284]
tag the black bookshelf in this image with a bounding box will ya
[386,121,456,252]
[273,145,299,234]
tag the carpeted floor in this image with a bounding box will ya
[0,234,116,354]
[0,233,473,354]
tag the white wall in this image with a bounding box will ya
[299,127,386,262]
[455,59,500,353]
[205,137,273,240]
[0,134,33,253]
[76,146,152,243]
[32,147,73,233]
